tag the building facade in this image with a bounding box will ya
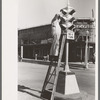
[18,18,95,62]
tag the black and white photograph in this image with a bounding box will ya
[17,0,97,100]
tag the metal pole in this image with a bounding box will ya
[67,0,70,6]
[65,39,70,72]
[81,46,82,63]
[64,0,70,72]
[21,39,23,61]
[35,54,37,60]
[21,46,23,61]
[85,31,89,68]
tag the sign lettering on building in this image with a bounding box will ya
[75,24,95,29]
[75,25,89,28]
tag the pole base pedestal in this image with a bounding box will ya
[56,71,80,95]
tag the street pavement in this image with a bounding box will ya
[18,61,95,100]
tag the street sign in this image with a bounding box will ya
[67,30,75,40]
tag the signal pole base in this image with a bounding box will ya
[57,71,80,95]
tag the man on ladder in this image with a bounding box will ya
[49,14,61,62]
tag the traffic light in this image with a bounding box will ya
[59,6,76,31]
[60,7,75,15]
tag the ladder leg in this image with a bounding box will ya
[50,35,66,100]
[47,67,56,84]
[41,61,53,95]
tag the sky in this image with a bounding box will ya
[18,0,96,29]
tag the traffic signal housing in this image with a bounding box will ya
[59,6,76,32]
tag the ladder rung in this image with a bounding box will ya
[45,89,52,92]
[47,82,56,86]
[49,73,56,75]
[48,82,54,84]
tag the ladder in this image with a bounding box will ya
[41,33,67,100]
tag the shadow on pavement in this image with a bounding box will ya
[69,64,86,70]
[54,97,79,100]
[21,59,51,66]
[18,85,42,99]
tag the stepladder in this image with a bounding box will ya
[41,34,67,100]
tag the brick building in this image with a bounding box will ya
[18,18,95,62]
